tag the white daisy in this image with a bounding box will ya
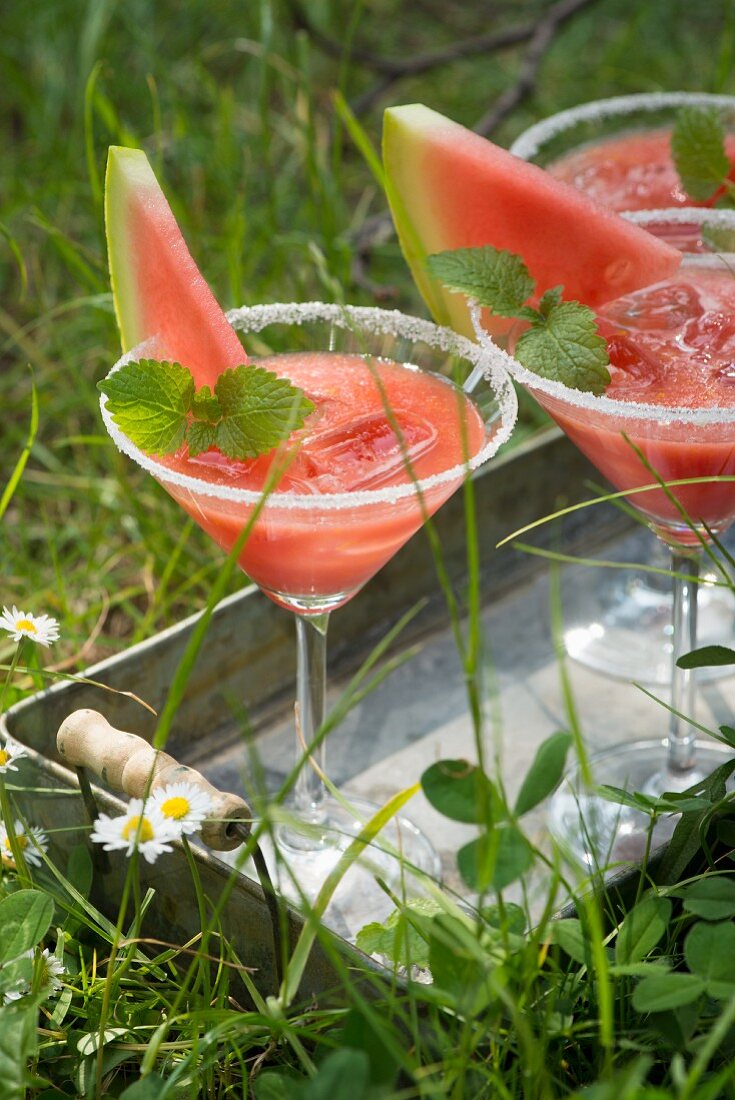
[0,819,49,868]
[0,606,60,647]
[89,798,180,864]
[0,736,27,774]
[38,947,66,993]
[3,947,66,1003]
[150,782,214,836]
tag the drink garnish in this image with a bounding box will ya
[98,359,314,459]
[427,246,611,395]
[671,105,734,204]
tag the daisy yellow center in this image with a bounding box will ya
[16,620,37,633]
[122,816,154,843]
[160,796,190,820]
[0,750,9,766]
[4,834,27,851]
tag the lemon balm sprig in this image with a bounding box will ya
[98,360,315,459]
[426,246,611,395]
[671,105,735,206]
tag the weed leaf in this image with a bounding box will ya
[514,730,572,816]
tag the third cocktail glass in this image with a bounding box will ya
[511,92,735,684]
[476,208,735,864]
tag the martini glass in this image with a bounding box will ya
[100,302,517,932]
[473,212,735,865]
[510,92,735,684]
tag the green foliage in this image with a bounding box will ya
[426,247,535,316]
[5,1,735,1097]
[427,245,611,394]
[99,359,313,459]
[671,105,731,201]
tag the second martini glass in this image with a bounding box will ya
[474,215,735,865]
[100,302,517,929]
[511,92,735,684]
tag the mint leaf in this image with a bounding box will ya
[214,366,314,460]
[192,386,222,423]
[671,105,730,202]
[185,420,218,456]
[537,286,564,315]
[426,247,534,316]
[98,359,194,455]
[428,245,611,395]
[514,301,611,396]
[100,358,314,461]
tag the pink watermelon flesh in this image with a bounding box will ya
[105,146,246,389]
[382,105,682,338]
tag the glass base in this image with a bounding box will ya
[223,795,441,944]
[562,556,734,685]
[548,738,733,870]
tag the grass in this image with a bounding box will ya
[4,1,735,1095]
[3,0,735,674]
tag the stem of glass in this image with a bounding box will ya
[293,612,330,828]
[666,550,700,775]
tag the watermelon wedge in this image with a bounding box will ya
[382,104,682,338]
[105,146,246,388]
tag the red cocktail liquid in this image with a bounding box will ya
[537,264,735,546]
[549,128,735,212]
[160,351,485,610]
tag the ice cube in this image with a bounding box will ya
[681,311,735,356]
[602,283,702,332]
[605,334,663,392]
[296,411,439,492]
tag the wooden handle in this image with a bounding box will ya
[57,709,251,852]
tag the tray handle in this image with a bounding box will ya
[57,708,251,852]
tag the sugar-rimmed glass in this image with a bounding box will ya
[511,92,735,684]
[472,209,735,865]
[100,301,518,933]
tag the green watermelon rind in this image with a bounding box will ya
[382,103,682,339]
[105,146,152,353]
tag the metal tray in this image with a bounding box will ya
[2,427,633,995]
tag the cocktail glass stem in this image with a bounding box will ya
[666,551,699,776]
[289,613,330,841]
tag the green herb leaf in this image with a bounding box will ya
[100,359,314,461]
[214,365,313,460]
[192,385,222,423]
[98,359,194,455]
[537,286,564,315]
[514,300,611,395]
[428,246,611,394]
[426,246,535,316]
[185,420,218,457]
[671,105,730,202]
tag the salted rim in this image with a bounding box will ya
[99,302,518,511]
[470,207,735,426]
[509,91,735,162]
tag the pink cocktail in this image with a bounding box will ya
[487,211,735,864]
[159,350,487,613]
[546,262,735,546]
[101,302,517,930]
[511,92,735,685]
